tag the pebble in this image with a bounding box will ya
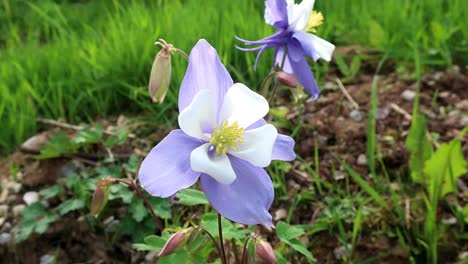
[12,204,26,217]
[145,252,157,262]
[357,154,368,166]
[334,171,345,181]
[441,217,457,225]
[40,254,55,264]
[401,90,416,101]
[376,107,390,120]
[23,191,39,205]
[349,110,363,122]
[0,205,8,217]
[455,100,468,111]
[274,208,287,221]
[333,245,350,260]
[1,222,12,233]
[461,116,468,127]
[0,233,11,245]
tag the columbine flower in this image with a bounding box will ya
[139,39,295,227]
[237,0,335,100]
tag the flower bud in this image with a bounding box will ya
[90,178,115,217]
[149,44,173,103]
[275,71,299,88]
[158,228,193,257]
[256,240,277,264]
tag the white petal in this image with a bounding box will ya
[178,89,216,140]
[218,83,269,129]
[229,124,278,167]
[190,143,236,185]
[287,0,315,31]
[305,33,335,62]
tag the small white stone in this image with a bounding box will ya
[274,208,288,221]
[461,116,468,127]
[455,100,468,111]
[0,233,11,245]
[12,204,26,217]
[333,245,350,260]
[145,252,157,262]
[401,90,416,101]
[357,154,368,166]
[23,191,39,205]
[1,222,12,232]
[334,171,345,181]
[40,254,55,264]
[376,107,390,120]
[441,217,457,225]
[349,110,363,122]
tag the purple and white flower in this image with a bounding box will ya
[138,39,295,227]
[237,0,335,100]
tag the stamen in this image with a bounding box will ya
[209,121,244,155]
[305,11,324,33]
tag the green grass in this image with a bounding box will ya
[1,0,468,153]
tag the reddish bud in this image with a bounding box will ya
[276,72,299,88]
[149,39,178,103]
[256,240,277,264]
[90,178,115,217]
[158,228,193,257]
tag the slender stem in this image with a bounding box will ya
[241,236,253,264]
[115,178,164,230]
[269,46,288,104]
[133,181,165,230]
[231,239,241,264]
[268,81,279,105]
[198,227,225,263]
[218,213,228,264]
[260,71,275,97]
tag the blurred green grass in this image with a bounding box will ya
[1,0,467,153]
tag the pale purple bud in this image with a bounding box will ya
[276,71,299,88]
[149,41,174,103]
[91,178,116,217]
[256,240,277,264]
[158,228,193,257]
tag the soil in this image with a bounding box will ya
[0,60,467,263]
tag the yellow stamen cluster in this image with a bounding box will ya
[305,11,324,33]
[209,121,244,155]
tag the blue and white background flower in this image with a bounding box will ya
[139,39,295,227]
[238,0,335,100]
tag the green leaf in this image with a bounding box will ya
[285,239,316,262]
[57,199,85,215]
[130,198,148,222]
[425,139,467,199]
[339,159,388,209]
[276,252,288,264]
[368,20,386,48]
[276,222,315,262]
[149,197,172,219]
[276,221,305,241]
[406,113,433,183]
[72,124,104,144]
[176,189,209,206]
[334,53,349,76]
[36,132,77,159]
[366,76,378,175]
[132,235,167,251]
[14,203,58,242]
[431,21,449,41]
[200,213,249,240]
[39,185,64,199]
